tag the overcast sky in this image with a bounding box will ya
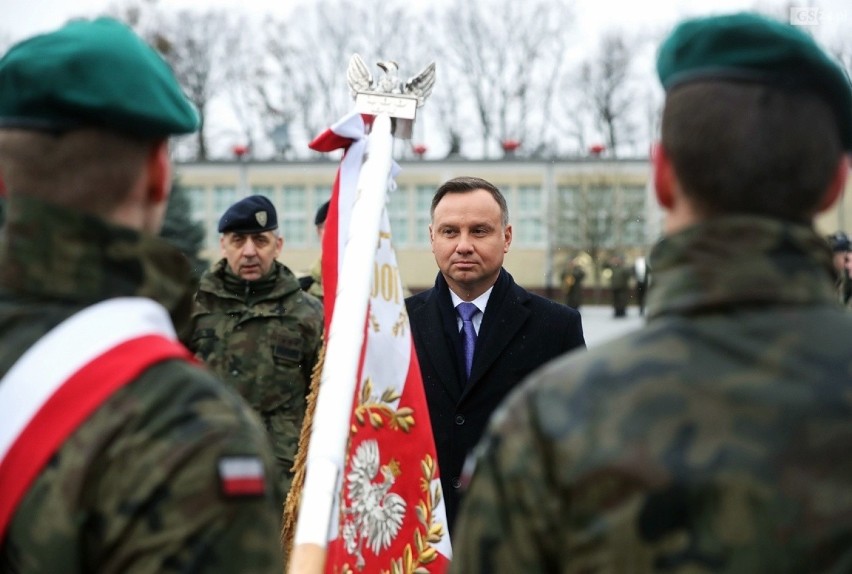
[2,0,848,158]
[3,0,850,46]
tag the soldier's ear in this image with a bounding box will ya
[652,143,675,210]
[146,140,171,204]
[816,154,849,213]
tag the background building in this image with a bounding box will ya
[176,157,851,295]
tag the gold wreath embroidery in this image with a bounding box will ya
[342,378,445,574]
[353,378,414,432]
[385,454,444,574]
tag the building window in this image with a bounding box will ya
[311,186,332,246]
[388,187,410,246]
[514,185,544,246]
[415,185,433,246]
[588,183,616,249]
[186,186,206,219]
[281,185,308,246]
[555,185,582,248]
[251,185,275,199]
[213,186,237,216]
[211,186,238,250]
[620,184,647,246]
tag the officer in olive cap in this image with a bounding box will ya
[0,18,284,572]
[452,12,852,572]
[185,194,323,516]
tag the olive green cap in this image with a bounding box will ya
[0,17,199,138]
[657,12,852,150]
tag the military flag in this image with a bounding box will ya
[289,110,450,574]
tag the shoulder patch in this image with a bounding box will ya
[218,456,267,498]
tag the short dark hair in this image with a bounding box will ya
[431,176,509,227]
[661,81,843,222]
[314,200,329,226]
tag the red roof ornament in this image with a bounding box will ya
[501,139,521,153]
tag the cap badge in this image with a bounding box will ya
[255,211,268,227]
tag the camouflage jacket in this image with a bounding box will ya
[0,196,283,573]
[186,259,323,415]
[451,216,852,573]
[307,256,324,300]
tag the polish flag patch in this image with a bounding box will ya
[217,456,267,497]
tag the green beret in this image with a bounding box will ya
[0,17,198,138]
[657,12,852,150]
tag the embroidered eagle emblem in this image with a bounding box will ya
[342,440,406,569]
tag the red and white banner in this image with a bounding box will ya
[308,112,451,573]
[0,298,191,539]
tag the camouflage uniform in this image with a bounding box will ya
[187,258,323,506]
[308,256,324,300]
[0,196,283,573]
[452,217,852,573]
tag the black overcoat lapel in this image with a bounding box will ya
[410,276,465,402]
[464,269,530,395]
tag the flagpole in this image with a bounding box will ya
[288,114,395,574]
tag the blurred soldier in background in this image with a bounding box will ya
[827,231,851,305]
[452,12,852,572]
[0,19,283,572]
[185,195,323,512]
[608,254,632,317]
[560,257,586,309]
[298,200,328,300]
[634,255,649,316]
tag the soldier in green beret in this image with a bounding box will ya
[0,18,283,573]
[184,195,324,514]
[452,12,852,572]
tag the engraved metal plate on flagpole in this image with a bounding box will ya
[354,93,418,120]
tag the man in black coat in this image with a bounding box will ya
[406,176,586,534]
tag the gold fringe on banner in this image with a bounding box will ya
[281,341,326,568]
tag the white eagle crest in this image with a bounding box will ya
[347,54,436,107]
[342,439,406,568]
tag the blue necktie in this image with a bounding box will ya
[457,302,479,380]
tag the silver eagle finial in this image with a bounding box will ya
[347,54,436,108]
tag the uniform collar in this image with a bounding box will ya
[646,215,837,319]
[0,195,194,327]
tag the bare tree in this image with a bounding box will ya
[576,31,639,158]
[219,17,268,156]
[550,176,648,293]
[150,10,238,160]
[260,0,423,157]
[437,0,573,158]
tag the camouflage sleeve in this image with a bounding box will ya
[450,385,563,574]
[5,360,284,574]
[300,294,324,391]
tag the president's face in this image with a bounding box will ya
[221,230,282,280]
[430,189,511,300]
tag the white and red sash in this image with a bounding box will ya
[0,297,192,540]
